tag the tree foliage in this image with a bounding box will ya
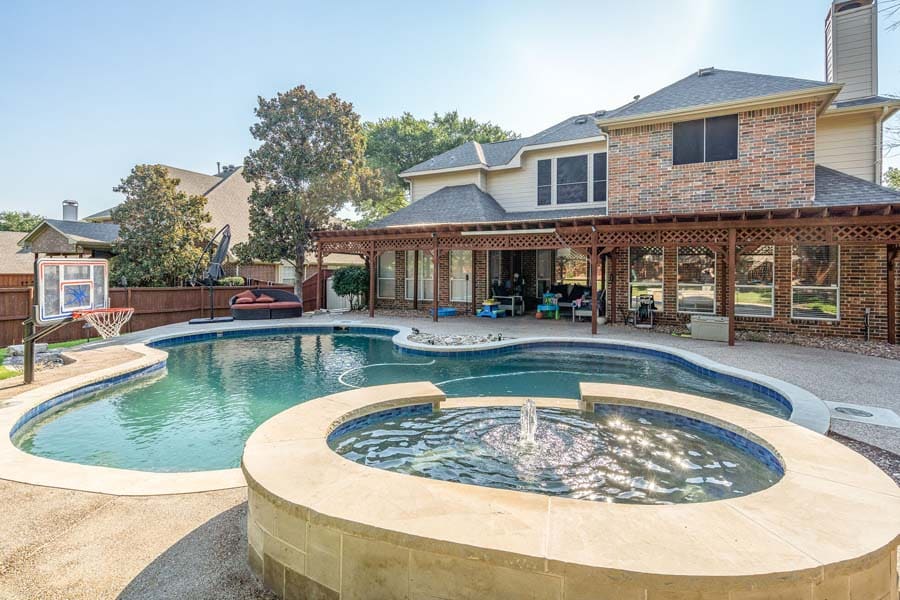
[234,85,371,292]
[885,166,900,191]
[0,211,45,232]
[110,164,213,287]
[330,265,369,310]
[355,111,518,224]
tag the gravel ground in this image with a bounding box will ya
[829,432,900,485]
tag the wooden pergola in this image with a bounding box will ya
[313,203,900,346]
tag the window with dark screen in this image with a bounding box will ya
[592,152,607,202]
[673,115,738,165]
[537,159,551,205]
[556,155,588,204]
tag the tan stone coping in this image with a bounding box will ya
[0,344,244,495]
[242,382,900,595]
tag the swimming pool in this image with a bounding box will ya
[13,330,792,472]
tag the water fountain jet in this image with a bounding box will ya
[519,399,537,446]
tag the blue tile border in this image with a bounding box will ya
[327,403,433,442]
[9,360,167,439]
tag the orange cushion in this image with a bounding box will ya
[235,290,256,301]
[255,293,275,303]
[234,296,255,304]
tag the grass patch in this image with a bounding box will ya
[0,347,16,380]
[47,338,91,350]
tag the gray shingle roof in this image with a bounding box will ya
[600,69,834,123]
[43,219,120,244]
[400,114,602,175]
[370,185,609,228]
[0,231,35,274]
[831,95,900,110]
[814,165,900,206]
[371,185,506,227]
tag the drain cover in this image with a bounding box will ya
[834,406,874,418]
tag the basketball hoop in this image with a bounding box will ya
[74,308,135,339]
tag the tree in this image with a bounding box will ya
[330,265,369,310]
[0,211,45,232]
[356,111,518,224]
[110,164,213,287]
[235,85,370,294]
[885,166,900,190]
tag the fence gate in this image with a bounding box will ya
[325,276,351,312]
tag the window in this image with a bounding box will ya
[792,246,839,320]
[404,251,434,301]
[556,248,588,285]
[593,153,608,203]
[677,247,715,314]
[629,247,663,309]
[449,251,472,302]
[736,246,774,317]
[673,114,738,165]
[376,251,395,299]
[536,250,553,294]
[537,159,551,206]
[556,155,588,204]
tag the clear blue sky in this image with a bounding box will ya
[1,0,898,218]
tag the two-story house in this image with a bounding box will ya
[314,0,900,345]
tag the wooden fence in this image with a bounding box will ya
[0,274,33,288]
[301,270,332,312]
[0,285,294,347]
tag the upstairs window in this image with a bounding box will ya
[593,153,607,203]
[556,155,588,204]
[537,159,551,206]
[673,114,738,165]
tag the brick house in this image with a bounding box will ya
[314,0,900,344]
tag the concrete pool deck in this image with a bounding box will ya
[0,315,898,597]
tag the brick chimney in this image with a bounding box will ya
[825,0,878,101]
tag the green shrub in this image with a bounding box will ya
[331,266,369,310]
[216,276,245,286]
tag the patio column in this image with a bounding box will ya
[727,228,736,346]
[608,251,617,325]
[413,251,419,310]
[432,236,439,322]
[368,249,376,319]
[315,246,323,313]
[888,244,898,345]
[590,231,598,335]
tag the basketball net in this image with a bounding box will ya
[74,308,134,339]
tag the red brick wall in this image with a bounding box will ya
[607,103,817,215]
[608,245,899,341]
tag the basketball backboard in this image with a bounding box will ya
[35,258,109,325]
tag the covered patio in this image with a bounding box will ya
[313,202,900,346]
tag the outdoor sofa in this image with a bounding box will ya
[229,289,303,320]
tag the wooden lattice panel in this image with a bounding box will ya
[834,224,900,244]
[373,238,434,252]
[597,230,660,247]
[320,240,368,255]
[658,228,729,246]
[737,226,829,245]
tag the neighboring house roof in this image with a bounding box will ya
[400,114,602,176]
[370,184,608,229]
[18,219,120,252]
[813,165,900,206]
[0,231,36,273]
[599,69,837,123]
[370,166,900,229]
[84,165,254,246]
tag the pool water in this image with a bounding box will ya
[329,406,782,504]
[13,333,789,472]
